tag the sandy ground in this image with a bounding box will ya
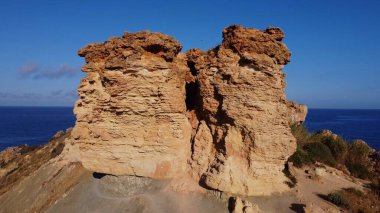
[291,164,364,212]
[0,159,365,213]
[240,164,364,213]
[248,192,300,213]
[47,174,228,213]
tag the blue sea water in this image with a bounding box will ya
[0,107,379,150]
[0,107,75,150]
[305,109,380,150]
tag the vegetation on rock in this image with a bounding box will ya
[289,124,378,180]
[325,188,379,213]
[289,124,380,212]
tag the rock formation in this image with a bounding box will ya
[286,101,308,125]
[72,32,191,178]
[71,25,305,196]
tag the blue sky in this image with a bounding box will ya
[0,0,379,108]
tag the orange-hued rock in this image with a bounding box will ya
[186,25,297,195]
[287,101,308,125]
[72,25,302,195]
[72,31,191,178]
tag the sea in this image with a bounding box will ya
[305,109,380,150]
[0,107,379,151]
[0,107,75,150]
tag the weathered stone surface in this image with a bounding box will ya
[286,101,308,125]
[72,31,192,178]
[316,129,339,139]
[190,121,215,179]
[72,25,301,195]
[187,25,296,195]
[0,146,23,166]
[230,196,261,213]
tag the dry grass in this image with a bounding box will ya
[325,188,380,213]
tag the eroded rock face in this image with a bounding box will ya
[187,25,297,195]
[72,31,191,178]
[72,25,302,195]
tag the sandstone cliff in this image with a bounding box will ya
[71,25,306,196]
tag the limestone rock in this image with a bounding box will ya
[230,197,261,213]
[286,101,308,125]
[72,31,192,178]
[317,129,338,139]
[72,25,301,195]
[187,25,296,195]
[190,120,214,178]
[303,203,340,213]
[0,146,23,166]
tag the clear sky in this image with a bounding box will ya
[0,0,379,108]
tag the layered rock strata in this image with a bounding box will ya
[72,32,191,178]
[72,25,305,195]
[186,25,297,195]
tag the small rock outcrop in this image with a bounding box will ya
[286,101,308,125]
[229,197,261,213]
[316,129,339,139]
[71,25,305,195]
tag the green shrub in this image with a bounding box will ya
[290,124,310,147]
[343,140,375,180]
[304,142,337,166]
[321,136,349,164]
[309,132,324,141]
[326,188,380,212]
[346,163,372,180]
[344,187,364,196]
[347,140,371,164]
[288,124,376,183]
[288,148,314,167]
[327,192,347,207]
[370,179,380,196]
